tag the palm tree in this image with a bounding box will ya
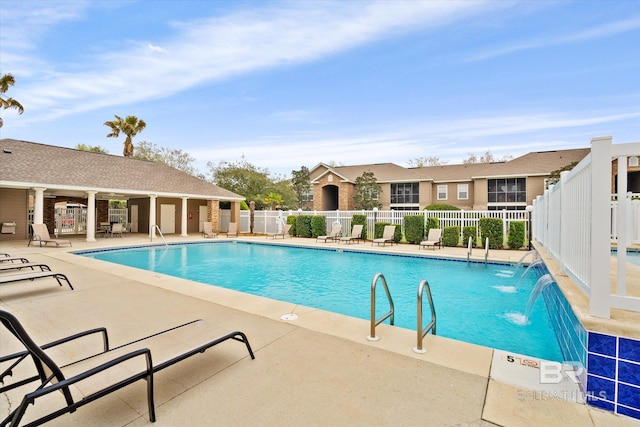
[104,115,147,157]
[263,192,283,210]
[0,73,24,128]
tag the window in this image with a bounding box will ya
[457,184,468,200]
[390,183,419,204]
[487,178,526,206]
[301,188,314,202]
[437,185,448,200]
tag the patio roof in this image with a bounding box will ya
[0,139,244,201]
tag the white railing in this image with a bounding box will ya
[533,136,640,318]
[611,196,640,244]
[239,208,531,247]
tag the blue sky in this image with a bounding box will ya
[1,0,639,177]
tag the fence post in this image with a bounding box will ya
[590,136,612,318]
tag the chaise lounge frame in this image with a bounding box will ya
[0,310,255,426]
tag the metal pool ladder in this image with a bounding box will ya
[414,279,437,353]
[151,224,168,247]
[367,273,394,341]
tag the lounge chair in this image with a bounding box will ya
[267,223,291,239]
[316,224,342,243]
[372,225,396,247]
[28,224,72,247]
[339,224,364,244]
[0,263,51,273]
[0,309,255,426]
[226,222,238,237]
[202,221,217,238]
[0,270,73,290]
[0,256,30,264]
[419,228,442,250]
[110,223,124,238]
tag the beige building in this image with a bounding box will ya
[308,148,604,211]
[0,139,245,241]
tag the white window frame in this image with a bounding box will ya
[437,185,448,200]
[457,184,469,200]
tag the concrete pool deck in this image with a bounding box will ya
[0,234,638,426]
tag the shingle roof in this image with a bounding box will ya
[310,148,590,183]
[0,139,244,200]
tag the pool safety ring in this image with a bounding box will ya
[281,313,298,321]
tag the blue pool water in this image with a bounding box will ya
[79,242,564,361]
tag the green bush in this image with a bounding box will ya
[403,215,424,244]
[425,217,439,237]
[462,226,477,247]
[508,221,526,250]
[478,217,503,249]
[425,204,461,211]
[351,214,367,240]
[442,226,460,247]
[295,215,313,238]
[286,215,297,236]
[311,216,326,238]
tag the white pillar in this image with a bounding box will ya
[590,136,612,318]
[149,195,157,238]
[33,187,46,224]
[180,197,189,237]
[616,156,628,296]
[86,191,97,242]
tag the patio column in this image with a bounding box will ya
[149,194,157,238]
[180,197,188,237]
[86,191,97,242]
[32,187,46,224]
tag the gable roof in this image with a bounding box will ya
[309,148,590,184]
[0,139,244,200]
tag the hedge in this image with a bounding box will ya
[478,217,503,249]
[311,216,327,238]
[295,215,313,238]
[508,221,526,250]
[425,217,439,237]
[442,226,460,247]
[286,215,297,236]
[425,204,461,211]
[462,226,477,247]
[403,215,424,244]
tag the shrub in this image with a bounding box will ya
[295,215,313,238]
[311,216,326,238]
[478,217,503,249]
[508,221,526,250]
[425,204,461,211]
[442,226,460,247]
[403,215,424,244]
[462,226,477,247]
[286,215,297,236]
[425,217,439,236]
[351,214,367,240]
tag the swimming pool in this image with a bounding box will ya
[79,242,564,361]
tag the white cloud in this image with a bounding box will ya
[5,0,494,123]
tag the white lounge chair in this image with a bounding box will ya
[420,228,442,250]
[316,224,342,243]
[202,221,217,238]
[226,222,238,237]
[28,224,72,247]
[110,223,124,238]
[339,224,364,244]
[372,225,396,247]
[267,223,291,239]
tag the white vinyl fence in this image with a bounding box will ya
[240,208,531,247]
[532,136,640,318]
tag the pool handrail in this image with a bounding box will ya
[414,279,437,354]
[484,237,489,265]
[151,224,168,247]
[366,273,394,342]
